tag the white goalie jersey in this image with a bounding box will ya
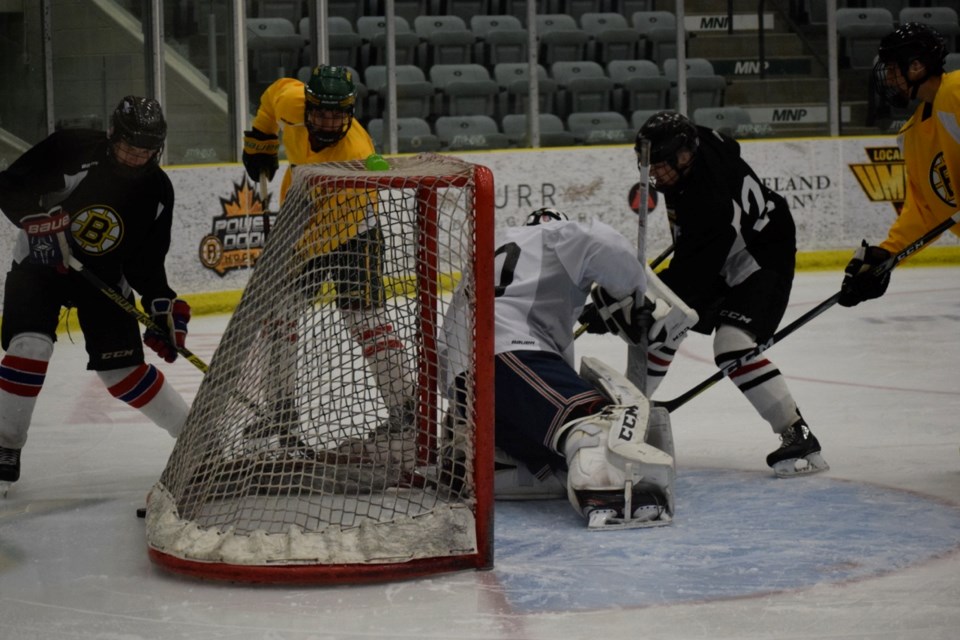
[441,218,647,389]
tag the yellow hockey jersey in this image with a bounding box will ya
[880,71,960,254]
[251,77,376,255]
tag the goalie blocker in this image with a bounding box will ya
[551,357,676,530]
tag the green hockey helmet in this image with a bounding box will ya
[304,65,357,150]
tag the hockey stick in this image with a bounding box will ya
[625,138,652,391]
[656,209,960,414]
[68,255,322,457]
[259,173,272,238]
[67,255,210,373]
[647,242,675,271]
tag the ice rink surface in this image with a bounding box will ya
[1,267,958,640]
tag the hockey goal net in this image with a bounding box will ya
[146,154,495,584]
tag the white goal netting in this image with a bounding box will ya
[146,154,494,583]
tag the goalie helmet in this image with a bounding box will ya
[872,23,946,108]
[304,65,357,151]
[525,207,568,226]
[108,96,166,174]
[635,111,699,194]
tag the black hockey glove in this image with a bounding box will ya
[587,287,654,346]
[144,298,191,363]
[21,206,72,274]
[838,241,892,307]
[242,128,280,183]
[577,302,609,335]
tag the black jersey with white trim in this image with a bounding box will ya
[658,126,796,311]
[0,128,177,306]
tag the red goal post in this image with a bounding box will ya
[145,154,495,584]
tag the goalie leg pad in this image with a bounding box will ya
[578,356,647,408]
[556,404,675,529]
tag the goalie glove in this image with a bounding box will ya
[577,300,609,335]
[588,287,652,346]
[838,241,891,307]
[21,207,72,273]
[242,128,280,183]
[143,298,191,363]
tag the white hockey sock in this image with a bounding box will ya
[0,333,54,449]
[714,325,799,433]
[645,346,675,397]
[343,309,416,412]
[99,364,188,437]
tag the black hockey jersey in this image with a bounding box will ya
[658,126,796,311]
[0,129,177,306]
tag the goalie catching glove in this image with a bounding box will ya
[21,206,72,273]
[579,266,698,351]
[838,241,891,307]
[144,298,191,363]
[242,128,280,183]
[580,288,653,346]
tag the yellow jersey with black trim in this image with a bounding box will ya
[881,71,960,254]
[251,78,376,256]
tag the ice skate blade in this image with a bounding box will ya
[586,507,673,531]
[0,480,12,498]
[772,452,830,478]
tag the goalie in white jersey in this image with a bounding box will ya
[441,208,678,529]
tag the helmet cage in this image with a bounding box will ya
[525,207,569,226]
[872,23,946,108]
[108,96,166,172]
[304,65,357,149]
[636,111,699,192]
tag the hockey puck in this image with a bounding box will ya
[136,507,147,518]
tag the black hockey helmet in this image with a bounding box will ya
[636,111,699,192]
[525,207,568,226]
[107,96,166,174]
[872,23,946,108]
[110,95,166,151]
[304,65,357,150]
[636,111,699,165]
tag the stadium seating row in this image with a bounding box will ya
[253,1,672,28]
[247,11,688,78]
[290,58,725,125]
[835,7,959,69]
[248,6,960,93]
[366,106,760,152]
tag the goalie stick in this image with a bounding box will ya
[656,209,960,414]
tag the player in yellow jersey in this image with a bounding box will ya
[839,24,960,306]
[242,66,416,463]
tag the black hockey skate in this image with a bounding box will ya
[578,483,672,530]
[0,445,21,497]
[766,420,829,478]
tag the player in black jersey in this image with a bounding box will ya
[594,111,827,477]
[0,96,191,494]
